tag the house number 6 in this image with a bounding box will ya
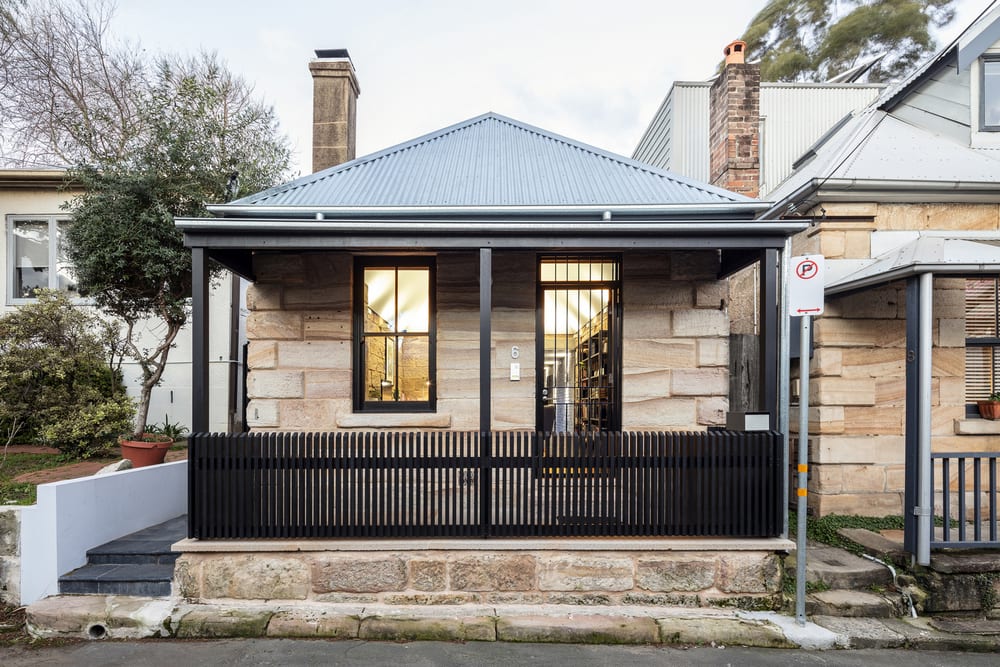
[511,346,520,359]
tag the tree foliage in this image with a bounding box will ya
[738,0,957,82]
[66,51,292,437]
[0,290,133,458]
[2,0,292,437]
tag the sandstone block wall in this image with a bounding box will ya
[790,203,1000,517]
[175,548,782,608]
[245,249,730,433]
[0,507,21,604]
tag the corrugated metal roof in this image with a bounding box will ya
[766,108,1000,206]
[231,112,750,209]
[631,81,881,196]
[759,84,884,193]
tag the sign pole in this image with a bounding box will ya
[795,314,810,627]
[787,253,824,628]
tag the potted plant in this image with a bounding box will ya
[119,432,173,468]
[978,392,1000,420]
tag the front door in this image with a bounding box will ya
[537,257,621,433]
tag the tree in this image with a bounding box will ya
[0,0,145,167]
[65,52,292,438]
[738,0,957,82]
[3,0,291,438]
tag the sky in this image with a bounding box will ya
[109,0,993,176]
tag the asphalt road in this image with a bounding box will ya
[3,639,998,666]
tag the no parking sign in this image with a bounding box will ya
[788,254,824,316]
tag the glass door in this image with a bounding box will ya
[537,257,620,433]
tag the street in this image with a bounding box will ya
[3,639,998,666]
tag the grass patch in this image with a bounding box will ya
[789,511,905,555]
[0,451,115,505]
[0,453,68,505]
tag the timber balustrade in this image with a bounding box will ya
[187,430,782,540]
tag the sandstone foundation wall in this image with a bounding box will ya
[175,548,782,609]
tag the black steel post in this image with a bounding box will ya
[479,248,493,536]
[760,248,779,429]
[192,247,210,433]
[903,276,920,555]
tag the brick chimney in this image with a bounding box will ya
[709,40,760,198]
[309,49,360,173]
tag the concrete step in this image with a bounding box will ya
[803,545,893,590]
[836,528,907,565]
[58,563,175,596]
[806,589,899,618]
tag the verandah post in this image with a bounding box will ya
[479,247,492,536]
[192,246,209,433]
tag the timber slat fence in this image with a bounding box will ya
[188,430,782,539]
[933,451,1000,548]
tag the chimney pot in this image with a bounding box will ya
[724,40,747,65]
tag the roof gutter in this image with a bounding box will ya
[177,217,808,235]
[759,180,821,219]
[205,202,772,219]
[762,177,1000,219]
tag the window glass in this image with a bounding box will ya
[9,216,78,300]
[357,260,434,410]
[13,219,50,298]
[55,222,80,297]
[983,59,1000,129]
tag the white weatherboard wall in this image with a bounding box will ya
[18,461,187,604]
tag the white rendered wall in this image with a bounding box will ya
[18,461,187,604]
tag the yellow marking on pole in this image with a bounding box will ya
[797,488,808,497]
[797,464,808,473]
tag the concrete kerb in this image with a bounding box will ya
[23,596,837,648]
[23,596,1000,650]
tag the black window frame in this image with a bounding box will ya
[980,55,1000,132]
[352,255,436,413]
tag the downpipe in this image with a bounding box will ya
[860,553,918,618]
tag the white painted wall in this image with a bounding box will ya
[18,461,187,604]
[1,176,237,434]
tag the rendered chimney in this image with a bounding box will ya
[709,40,760,198]
[309,49,360,173]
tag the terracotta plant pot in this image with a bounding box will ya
[977,401,1000,420]
[119,433,173,468]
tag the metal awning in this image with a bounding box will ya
[827,235,1000,295]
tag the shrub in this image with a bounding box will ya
[0,290,134,457]
[39,395,135,459]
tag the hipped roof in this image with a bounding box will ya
[216,112,765,217]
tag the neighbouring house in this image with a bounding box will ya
[170,50,806,606]
[632,41,885,413]
[762,6,1000,560]
[633,15,1000,563]
[0,168,240,434]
